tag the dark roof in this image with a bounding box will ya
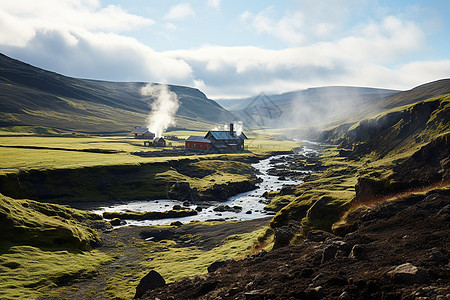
[186,136,211,143]
[131,127,150,134]
[154,137,165,142]
[205,131,247,140]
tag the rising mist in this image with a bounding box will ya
[141,84,180,138]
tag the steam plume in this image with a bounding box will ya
[141,84,179,138]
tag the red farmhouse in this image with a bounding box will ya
[185,136,211,151]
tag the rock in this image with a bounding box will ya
[170,221,183,227]
[305,286,324,299]
[321,245,338,263]
[307,230,336,242]
[273,221,301,249]
[340,291,351,299]
[306,197,330,220]
[349,244,367,260]
[195,281,219,297]
[171,182,198,201]
[134,270,166,298]
[207,259,233,273]
[109,218,121,226]
[386,263,427,284]
[195,206,203,212]
[173,204,182,210]
[355,177,387,200]
[246,210,252,214]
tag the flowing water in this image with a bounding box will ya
[89,147,317,226]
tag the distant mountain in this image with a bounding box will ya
[0,53,234,133]
[218,86,399,137]
[219,79,450,139]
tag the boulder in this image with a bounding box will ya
[134,270,166,298]
[109,218,121,226]
[171,182,198,201]
[355,177,387,200]
[349,244,367,260]
[321,245,338,263]
[306,197,330,220]
[273,221,301,249]
[386,263,427,284]
[207,259,232,273]
[307,230,336,242]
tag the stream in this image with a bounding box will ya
[89,146,317,226]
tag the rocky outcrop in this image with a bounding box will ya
[386,263,427,284]
[170,182,198,202]
[272,220,301,249]
[202,181,257,201]
[134,270,165,299]
[142,188,450,300]
[392,132,450,186]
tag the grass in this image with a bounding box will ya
[0,193,112,299]
[0,246,112,300]
[104,226,268,299]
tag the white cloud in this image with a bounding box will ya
[0,0,153,34]
[163,16,438,98]
[207,0,221,10]
[241,8,305,46]
[164,3,195,21]
[0,1,447,100]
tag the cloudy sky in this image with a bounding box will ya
[0,0,449,99]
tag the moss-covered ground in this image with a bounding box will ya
[0,194,112,299]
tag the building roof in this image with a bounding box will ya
[186,136,211,143]
[205,131,247,140]
[131,127,150,134]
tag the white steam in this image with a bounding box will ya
[235,121,243,136]
[141,84,179,138]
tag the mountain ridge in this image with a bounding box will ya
[0,53,234,133]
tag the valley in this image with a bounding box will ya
[0,53,449,300]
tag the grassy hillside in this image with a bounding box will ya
[0,53,234,133]
[0,193,112,299]
[269,92,450,237]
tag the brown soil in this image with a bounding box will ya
[142,189,450,300]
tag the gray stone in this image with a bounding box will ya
[386,263,427,284]
[134,270,165,298]
[340,291,352,299]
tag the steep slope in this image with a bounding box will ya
[319,79,450,143]
[0,53,234,133]
[321,94,450,159]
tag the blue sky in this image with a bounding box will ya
[0,0,449,98]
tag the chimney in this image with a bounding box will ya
[230,123,234,135]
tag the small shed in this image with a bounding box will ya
[131,127,155,139]
[153,137,166,147]
[185,136,211,151]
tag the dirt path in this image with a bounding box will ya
[45,217,271,299]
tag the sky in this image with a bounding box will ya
[0,0,449,99]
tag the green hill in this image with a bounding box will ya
[0,53,234,133]
[269,84,449,232]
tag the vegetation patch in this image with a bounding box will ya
[104,226,267,299]
[0,194,112,299]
